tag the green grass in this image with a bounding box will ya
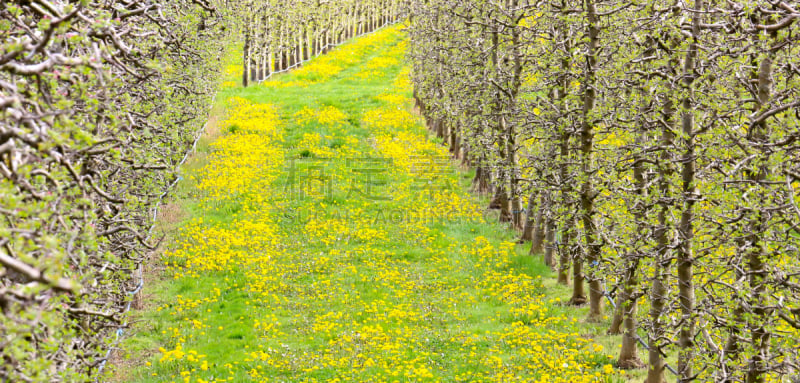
[113,24,644,383]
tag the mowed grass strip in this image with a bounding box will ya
[117,24,630,383]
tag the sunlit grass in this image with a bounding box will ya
[117,23,631,383]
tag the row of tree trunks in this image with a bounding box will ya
[242,0,403,86]
[408,0,800,382]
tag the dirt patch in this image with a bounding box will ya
[203,103,226,138]
[155,202,185,235]
[106,347,133,382]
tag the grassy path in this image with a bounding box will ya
[118,25,626,383]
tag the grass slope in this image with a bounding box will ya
[116,24,640,383]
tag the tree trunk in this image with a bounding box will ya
[529,201,546,252]
[744,20,775,383]
[608,294,624,335]
[557,223,571,286]
[543,218,555,268]
[618,285,644,369]
[676,2,701,378]
[615,83,651,368]
[495,186,512,223]
[646,95,676,383]
[579,0,602,321]
[646,266,668,383]
[453,132,461,160]
[472,164,490,194]
[617,252,644,368]
[521,192,537,242]
[243,16,251,87]
[569,251,586,305]
[507,131,522,229]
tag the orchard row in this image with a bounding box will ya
[1,1,225,381]
[407,1,800,382]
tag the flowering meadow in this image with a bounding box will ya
[117,24,628,383]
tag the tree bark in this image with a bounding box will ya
[529,194,546,252]
[521,192,538,242]
[676,2,702,378]
[615,83,650,368]
[543,217,556,268]
[744,18,776,383]
[646,94,675,383]
[243,14,252,87]
[569,252,586,305]
[472,163,490,195]
[579,0,602,321]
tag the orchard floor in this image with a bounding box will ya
[116,24,631,383]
